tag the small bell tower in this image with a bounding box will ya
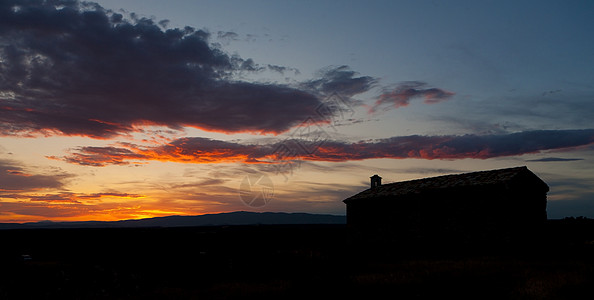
[370,174,382,189]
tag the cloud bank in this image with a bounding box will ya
[55,129,594,166]
[0,0,329,138]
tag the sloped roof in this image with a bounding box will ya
[344,166,548,203]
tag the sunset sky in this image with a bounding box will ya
[1,0,593,222]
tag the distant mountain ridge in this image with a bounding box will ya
[0,211,346,229]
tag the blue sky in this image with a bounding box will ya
[0,0,593,221]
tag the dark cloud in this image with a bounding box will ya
[526,157,584,162]
[267,64,300,75]
[370,81,454,113]
[216,31,239,41]
[48,146,148,166]
[303,129,594,161]
[0,159,70,192]
[25,193,84,203]
[57,129,594,166]
[236,57,264,72]
[0,0,326,138]
[303,65,377,97]
[54,138,265,166]
[158,19,170,29]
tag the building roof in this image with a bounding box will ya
[343,166,548,203]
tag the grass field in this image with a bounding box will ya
[1,222,593,299]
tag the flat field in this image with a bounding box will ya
[1,222,593,299]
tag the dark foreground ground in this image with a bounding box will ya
[1,220,594,299]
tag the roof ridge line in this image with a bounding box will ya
[380,166,528,186]
[343,166,539,202]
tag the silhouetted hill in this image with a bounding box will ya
[0,211,346,229]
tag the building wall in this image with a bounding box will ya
[346,184,547,244]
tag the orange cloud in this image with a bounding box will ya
[1,192,145,204]
[54,129,594,166]
[0,201,194,223]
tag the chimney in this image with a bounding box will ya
[370,174,382,189]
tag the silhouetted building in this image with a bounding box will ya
[343,166,548,244]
